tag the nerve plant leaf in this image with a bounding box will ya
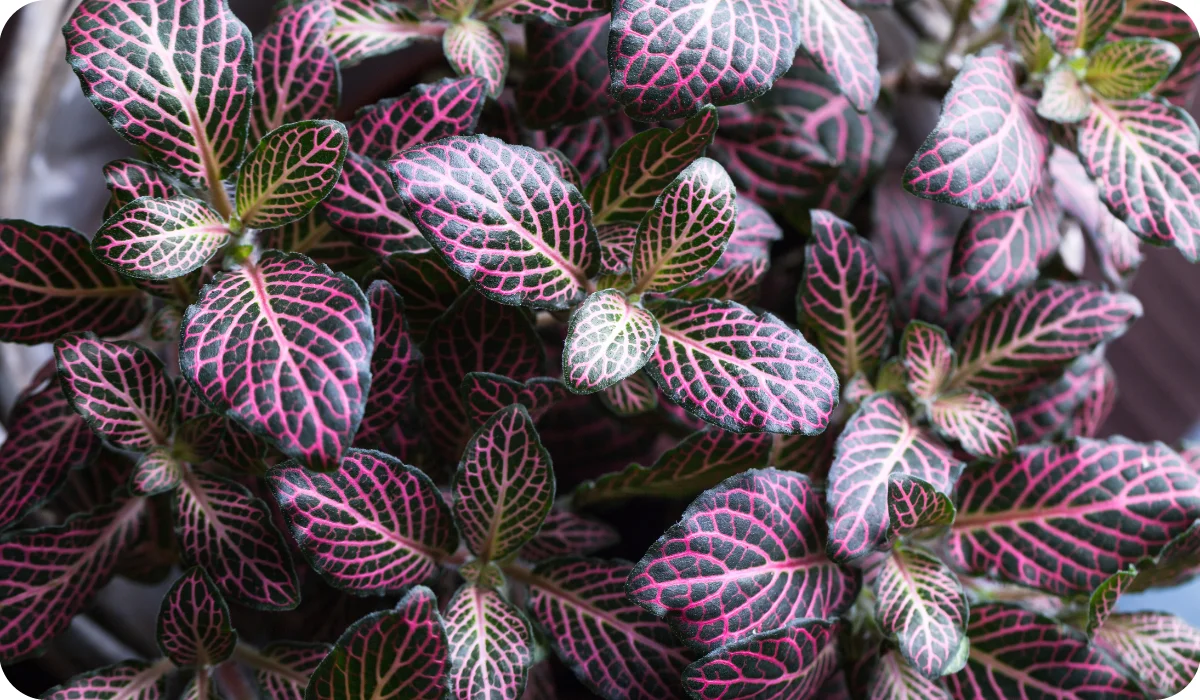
[523,557,694,700]
[443,585,535,699]
[646,298,839,434]
[628,469,859,652]
[1037,65,1092,124]
[156,567,236,667]
[866,647,951,700]
[307,586,448,700]
[1088,39,1182,99]
[375,249,469,340]
[905,47,1050,210]
[270,449,457,596]
[132,449,185,496]
[873,546,969,679]
[563,289,660,393]
[326,0,437,67]
[1010,352,1113,442]
[948,185,1062,300]
[54,334,175,450]
[682,619,842,699]
[474,0,608,24]
[63,0,253,185]
[454,405,555,563]
[180,251,373,473]
[929,389,1017,461]
[1096,611,1200,696]
[0,220,146,343]
[354,282,421,450]
[42,660,170,700]
[346,77,486,160]
[518,17,618,130]
[93,197,230,280]
[461,373,569,425]
[102,159,183,220]
[946,437,1200,595]
[443,20,509,99]
[797,210,892,379]
[253,642,331,700]
[253,1,339,140]
[608,0,801,120]
[391,135,600,309]
[900,321,954,401]
[1028,0,1125,53]
[322,152,428,257]
[519,507,620,561]
[235,120,348,229]
[887,474,956,540]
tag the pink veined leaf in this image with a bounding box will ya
[1087,38,1182,99]
[869,175,965,290]
[391,135,600,310]
[180,251,373,473]
[354,281,422,451]
[431,0,475,20]
[632,158,738,293]
[797,210,893,379]
[251,641,331,700]
[1108,0,1196,40]
[474,0,608,24]
[563,289,660,393]
[269,449,457,596]
[929,389,1017,461]
[1155,37,1200,105]
[900,321,954,401]
[443,585,535,700]
[887,474,956,540]
[946,603,1142,699]
[53,334,175,451]
[326,0,441,67]
[1009,351,1107,442]
[718,197,782,269]
[609,0,801,120]
[525,116,615,184]
[1067,357,1117,437]
[0,495,147,662]
[1096,611,1200,696]
[628,469,858,652]
[948,184,1063,300]
[573,428,771,507]
[519,557,695,700]
[1076,97,1200,261]
[826,394,963,563]
[872,546,969,679]
[518,17,619,129]
[132,448,185,496]
[867,647,951,700]
[519,506,620,561]
[537,148,583,191]
[905,47,1050,210]
[42,659,172,700]
[646,297,840,434]
[252,1,340,140]
[460,372,569,425]
[307,586,449,699]
[945,437,1200,595]
[1051,149,1144,283]
[63,0,253,187]
[947,281,1141,399]
[682,619,843,699]
[586,106,718,224]
[1015,0,1057,74]
[0,220,146,344]
[454,405,555,563]
[375,249,470,341]
[156,567,237,667]
[173,470,299,610]
[321,151,430,257]
[421,290,544,460]
[0,383,99,531]
[794,0,881,113]
[671,259,768,306]
[102,159,184,220]
[234,120,349,229]
[443,20,509,99]
[599,372,660,417]
[1029,0,1125,53]
[93,196,231,280]
[1086,566,1137,635]
[347,77,486,160]
[596,223,637,274]
[1038,65,1092,124]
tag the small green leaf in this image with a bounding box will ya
[235,120,348,229]
[1087,38,1182,99]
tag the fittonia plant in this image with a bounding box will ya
[2,0,1200,697]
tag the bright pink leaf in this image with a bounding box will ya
[156,567,237,667]
[948,185,1063,300]
[682,619,842,699]
[1029,0,1125,53]
[795,0,881,113]
[354,281,422,450]
[252,1,340,139]
[929,389,1017,461]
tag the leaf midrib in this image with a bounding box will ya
[952,491,1180,530]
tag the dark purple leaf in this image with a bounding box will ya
[354,281,422,451]
[156,567,237,667]
[251,641,330,700]
[518,17,619,130]
[42,660,172,700]
[795,0,881,113]
[252,1,340,139]
[443,584,535,699]
[563,289,660,393]
[682,619,842,699]
[102,159,183,220]
[519,507,620,561]
[460,372,569,425]
[374,249,470,341]
[599,372,660,417]
[948,185,1063,300]
[322,152,429,257]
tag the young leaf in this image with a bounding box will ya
[632,158,737,293]
[321,153,427,258]
[252,642,331,700]
[454,405,555,563]
[443,20,509,99]
[869,176,965,299]
[102,159,183,220]
[1086,566,1137,635]
[1038,65,1092,123]
[563,289,660,393]
[391,135,600,309]
[1096,612,1200,696]
[826,394,963,563]
[873,547,969,679]
[93,197,231,280]
[905,47,1049,210]
[646,298,840,434]
[948,185,1063,300]
[253,1,340,139]
[946,438,1200,595]
[54,334,175,450]
[174,470,299,610]
[887,473,956,540]
[235,120,349,229]
[1088,38,1182,99]
[866,647,951,700]
[946,603,1141,699]
[307,586,448,700]
[461,373,569,425]
[795,0,881,113]
[929,389,1017,461]
[682,619,842,699]
[326,0,439,67]
[519,507,620,561]
[42,660,171,700]
[797,210,892,378]
[628,468,860,652]
[1015,0,1056,74]
[180,251,373,473]
[608,0,801,120]
[573,428,771,507]
[443,585,535,699]
[354,281,421,450]
[347,77,486,160]
[270,449,457,596]
[586,106,718,224]
[900,321,953,401]
[63,0,253,186]
[156,567,237,667]
[375,249,469,340]
[132,448,185,496]
[520,557,694,700]
[1029,0,1125,53]
[518,17,618,129]
[0,220,145,343]
[474,0,608,24]
[947,281,1141,399]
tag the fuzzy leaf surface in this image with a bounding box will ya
[682,619,842,699]
[520,507,620,561]
[94,197,229,281]
[156,567,236,667]
[346,77,485,160]
[326,0,437,67]
[873,547,969,679]
[443,585,535,700]
[235,120,348,229]
[563,290,660,393]
[888,474,956,540]
[929,389,1017,461]
[443,20,509,99]
[322,152,428,257]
